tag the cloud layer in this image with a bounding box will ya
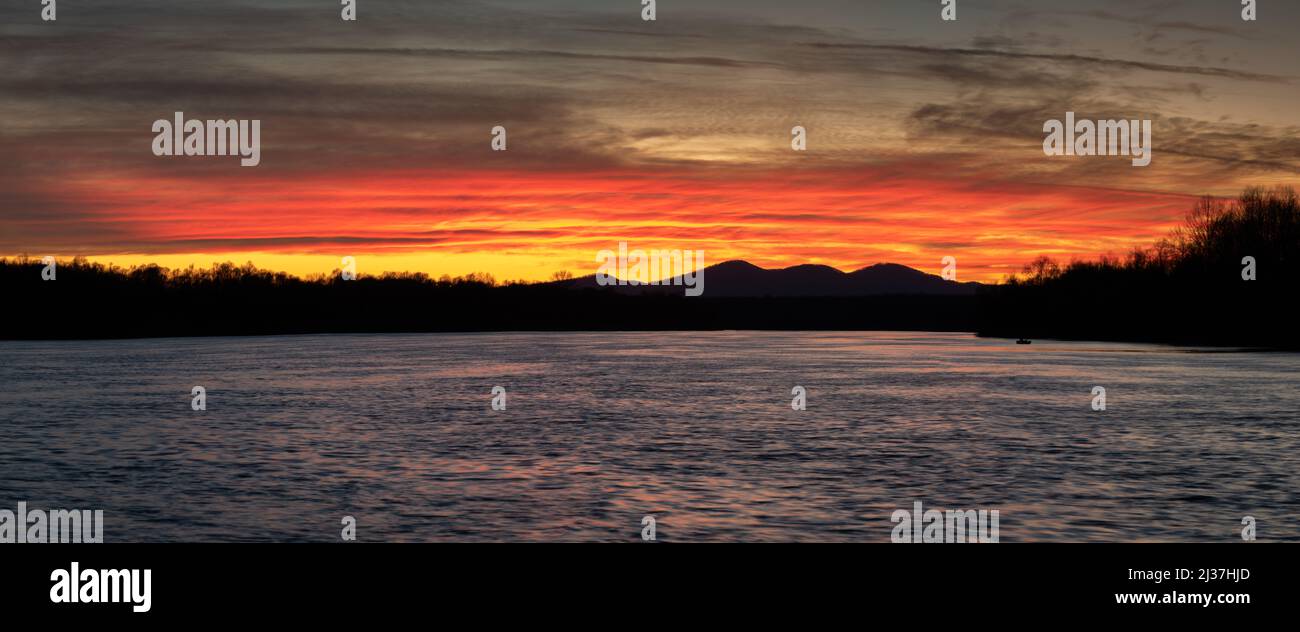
[2,0,1297,281]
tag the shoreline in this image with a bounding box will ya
[2,328,1293,352]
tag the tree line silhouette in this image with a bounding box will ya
[0,258,975,339]
[977,187,1298,348]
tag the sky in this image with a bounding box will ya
[2,0,1298,282]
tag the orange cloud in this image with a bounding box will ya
[27,165,1198,283]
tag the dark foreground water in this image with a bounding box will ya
[1,332,1297,542]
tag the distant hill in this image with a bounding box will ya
[561,260,981,296]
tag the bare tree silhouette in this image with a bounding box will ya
[980,187,1299,348]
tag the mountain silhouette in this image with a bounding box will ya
[563,260,981,296]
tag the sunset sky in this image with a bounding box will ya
[3,0,1299,282]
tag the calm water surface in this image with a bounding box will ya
[1,331,1297,542]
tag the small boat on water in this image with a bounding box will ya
[1016,339,1032,344]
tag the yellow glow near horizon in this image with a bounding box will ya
[77,252,572,283]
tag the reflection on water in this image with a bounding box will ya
[1,331,1297,542]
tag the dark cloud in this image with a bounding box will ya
[801,42,1289,83]
[2,0,1297,257]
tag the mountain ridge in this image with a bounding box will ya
[561,259,981,296]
